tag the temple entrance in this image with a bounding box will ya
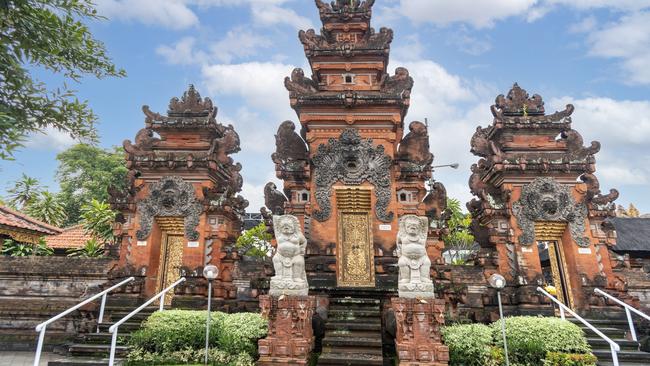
[336,188,374,287]
[156,233,184,305]
[537,240,574,309]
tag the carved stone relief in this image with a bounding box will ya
[512,177,590,247]
[311,129,393,222]
[136,176,203,241]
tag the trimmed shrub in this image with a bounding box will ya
[492,316,591,364]
[215,312,268,355]
[129,310,226,354]
[543,352,598,366]
[125,347,255,366]
[441,323,493,366]
[127,309,267,363]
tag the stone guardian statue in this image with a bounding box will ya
[396,215,434,298]
[270,215,309,296]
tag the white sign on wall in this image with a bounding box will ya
[187,241,200,248]
[578,248,592,254]
[136,241,147,247]
[379,224,392,231]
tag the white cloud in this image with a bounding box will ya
[201,61,295,116]
[568,16,597,33]
[95,0,199,29]
[543,0,650,11]
[549,96,650,188]
[210,28,273,63]
[250,4,314,30]
[25,127,77,152]
[585,11,650,85]
[156,37,208,65]
[395,0,538,28]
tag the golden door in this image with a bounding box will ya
[337,212,375,287]
[537,240,575,309]
[156,234,184,305]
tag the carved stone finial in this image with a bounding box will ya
[397,121,434,167]
[168,84,215,116]
[397,215,434,298]
[272,120,309,169]
[264,182,288,215]
[270,215,308,297]
[381,67,414,97]
[493,83,545,116]
[562,129,601,159]
[285,68,318,95]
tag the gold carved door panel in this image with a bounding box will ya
[337,212,375,287]
[157,234,184,305]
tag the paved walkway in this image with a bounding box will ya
[0,351,53,366]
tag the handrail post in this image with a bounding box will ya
[97,293,107,333]
[625,307,637,342]
[559,306,565,320]
[159,291,165,312]
[109,328,119,366]
[33,326,46,366]
[611,343,619,366]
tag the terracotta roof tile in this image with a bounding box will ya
[45,225,93,249]
[0,206,62,235]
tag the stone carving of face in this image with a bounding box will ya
[280,221,295,236]
[406,219,420,236]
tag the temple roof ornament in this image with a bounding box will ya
[315,0,375,23]
[493,83,545,116]
[168,84,215,117]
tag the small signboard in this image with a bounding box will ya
[521,247,534,253]
[187,241,200,248]
[136,241,147,247]
[379,224,392,231]
[578,248,592,254]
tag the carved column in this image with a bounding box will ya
[257,295,316,365]
[391,298,449,366]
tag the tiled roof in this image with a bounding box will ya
[45,224,92,249]
[612,218,650,253]
[0,205,62,235]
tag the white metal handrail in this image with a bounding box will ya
[595,288,650,342]
[107,277,186,366]
[33,276,135,366]
[537,287,621,366]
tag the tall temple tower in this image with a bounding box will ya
[268,0,447,293]
[109,86,248,304]
[467,84,626,312]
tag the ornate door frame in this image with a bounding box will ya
[535,221,575,309]
[155,217,185,305]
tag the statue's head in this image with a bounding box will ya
[399,215,427,237]
[273,215,300,236]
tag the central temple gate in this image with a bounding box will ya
[336,188,374,287]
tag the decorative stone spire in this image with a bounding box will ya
[493,83,545,116]
[168,84,215,117]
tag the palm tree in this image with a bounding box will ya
[6,174,42,209]
[25,191,67,227]
[81,199,116,244]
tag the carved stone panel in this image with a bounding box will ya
[312,129,393,222]
[512,177,590,247]
[136,176,203,241]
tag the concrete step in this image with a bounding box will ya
[317,352,384,366]
[580,326,627,339]
[80,333,129,345]
[329,309,381,319]
[587,337,639,352]
[327,318,381,326]
[96,322,142,333]
[68,343,128,357]
[48,357,114,366]
[323,336,383,348]
[325,321,381,332]
[324,330,382,339]
[593,349,650,363]
[329,298,380,306]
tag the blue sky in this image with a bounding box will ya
[2,0,650,214]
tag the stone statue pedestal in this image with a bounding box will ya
[269,278,309,297]
[398,281,435,299]
[257,295,316,365]
[391,297,449,366]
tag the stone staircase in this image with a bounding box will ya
[47,304,157,366]
[567,317,650,366]
[317,297,385,366]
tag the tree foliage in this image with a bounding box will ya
[25,191,67,227]
[5,173,42,209]
[442,198,476,265]
[66,238,104,257]
[55,143,127,225]
[80,199,115,244]
[0,0,125,159]
[236,223,273,258]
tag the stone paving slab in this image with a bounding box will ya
[0,351,53,366]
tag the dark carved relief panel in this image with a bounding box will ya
[136,176,203,241]
[312,129,393,222]
[512,177,589,247]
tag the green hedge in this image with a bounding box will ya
[126,310,267,365]
[441,323,494,366]
[442,316,595,366]
[126,347,254,366]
